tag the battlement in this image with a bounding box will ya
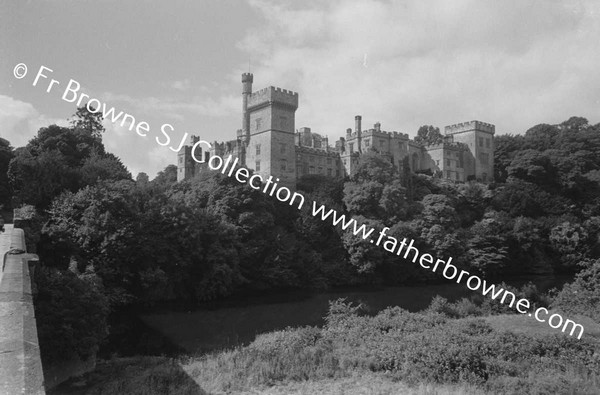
[345,129,410,140]
[444,120,495,135]
[248,86,299,109]
[242,73,253,83]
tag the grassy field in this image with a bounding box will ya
[51,303,600,395]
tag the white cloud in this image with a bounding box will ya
[239,0,600,137]
[101,91,239,121]
[170,79,192,91]
[0,95,69,147]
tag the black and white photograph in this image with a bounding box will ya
[1,1,600,394]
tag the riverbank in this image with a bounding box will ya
[51,306,600,395]
[140,275,571,354]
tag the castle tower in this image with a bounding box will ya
[245,85,299,189]
[242,73,253,144]
[177,135,200,181]
[444,121,495,182]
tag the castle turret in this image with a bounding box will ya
[242,73,253,144]
[355,115,362,153]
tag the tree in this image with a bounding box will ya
[421,194,458,228]
[0,138,14,207]
[414,125,443,146]
[506,150,556,187]
[351,151,396,183]
[151,165,178,188]
[80,152,131,185]
[70,105,105,139]
[35,267,109,364]
[136,172,149,184]
[551,258,600,322]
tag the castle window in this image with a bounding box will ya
[280,143,286,154]
[436,160,440,166]
[309,166,315,174]
[255,118,262,131]
[349,143,354,153]
[478,137,483,147]
[486,138,490,148]
[380,140,385,148]
[479,153,489,165]
[336,169,340,177]
[327,157,332,164]
[256,144,261,155]
[281,159,287,171]
[318,167,323,174]
[365,139,370,147]
[179,157,182,164]
[327,168,332,176]
[255,160,261,171]
[446,170,451,178]
[446,159,451,167]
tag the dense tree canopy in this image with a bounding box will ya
[6,111,600,366]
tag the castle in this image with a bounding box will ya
[177,73,495,188]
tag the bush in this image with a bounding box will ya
[247,326,322,358]
[34,267,109,364]
[551,258,600,322]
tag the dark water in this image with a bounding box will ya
[138,274,572,355]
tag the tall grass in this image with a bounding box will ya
[53,298,600,395]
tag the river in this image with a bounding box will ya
[137,274,571,355]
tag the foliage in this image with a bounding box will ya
[8,123,130,208]
[551,258,600,322]
[70,104,105,139]
[34,267,109,364]
[0,137,14,207]
[414,125,444,146]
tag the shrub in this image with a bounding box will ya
[34,267,109,364]
[247,326,322,358]
[551,258,600,322]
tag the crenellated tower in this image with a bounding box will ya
[245,84,299,189]
[444,121,495,182]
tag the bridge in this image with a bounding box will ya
[0,224,45,394]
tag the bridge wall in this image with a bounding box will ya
[0,225,45,394]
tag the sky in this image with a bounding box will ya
[1,0,599,179]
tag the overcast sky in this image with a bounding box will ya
[1,0,599,178]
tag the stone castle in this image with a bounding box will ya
[177,73,495,188]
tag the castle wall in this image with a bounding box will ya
[296,147,341,178]
[176,74,495,187]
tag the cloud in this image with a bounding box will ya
[101,91,239,121]
[102,119,176,179]
[239,0,600,137]
[0,95,69,147]
[170,79,191,91]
